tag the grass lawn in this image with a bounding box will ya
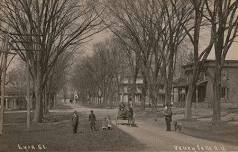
[0,110,145,152]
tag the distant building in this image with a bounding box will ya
[119,75,143,105]
[173,60,238,107]
[3,89,27,110]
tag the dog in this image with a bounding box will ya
[174,121,182,132]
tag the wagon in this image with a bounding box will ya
[115,105,136,126]
[115,108,129,125]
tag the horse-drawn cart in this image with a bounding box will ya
[115,103,135,126]
[115,108,129,125]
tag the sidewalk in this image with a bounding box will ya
[181,119,238,145]
[134,106,238,146]
[173,108,238,145]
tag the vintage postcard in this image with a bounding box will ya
[0,0,238,152]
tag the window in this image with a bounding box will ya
[221,87,229,99]
[159,94,165,103]
[222,70,229,81]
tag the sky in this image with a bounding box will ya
[216,42,238,60]
[86,29,238,60]
[198,30,238,60]
[80,29,111,57]
[8,28,238,71]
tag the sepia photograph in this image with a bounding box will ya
[0,0,238,152]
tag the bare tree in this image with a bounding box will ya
[101,0,162,109]
[179,0,214,120]
[43,51,73,115]
[158,0,193,107]
[102,0,193,111]
[204,0,238,124]
[72,39,124,106]
[0,0,103,122]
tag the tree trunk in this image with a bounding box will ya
[141,92,146,110]
[26,61,31,130]
[141,74,147,110]
[53,94,56,108]
[131,67,139,106]
[42,88,45,115]
[165,78,173,106]
[150,88,157,111]
[33,65,43,123]
[0,52,7,135]
[45,94,49,114]
[43,88,49,116]
[165,48,175,106]
[184,67,199,119]
[212,63,221,124]
[185,83,195,120]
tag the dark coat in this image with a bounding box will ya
[128,107,133,118]
[164,109,172,122]
[72,113,79,126]
[89,113,96,124]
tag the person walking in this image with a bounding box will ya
[163,105,172,131]
[72,111,79,134]
[89,110,96,131]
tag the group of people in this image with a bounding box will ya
[71,103,172,134]
[71,110,112,134]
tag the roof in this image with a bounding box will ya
[183,60,238,70]
[173,77,187,88]
[1,86,26,96]
[173,78,208,88]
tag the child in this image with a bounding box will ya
[102,117,107,130]
[106,116,112,130]
[102,116,112,130]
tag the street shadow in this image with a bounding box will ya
[118,123,138,127]
[182,127,238,146]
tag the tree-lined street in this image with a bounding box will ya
[1,0,238,151]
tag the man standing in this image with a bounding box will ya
[128,106,134,127]
[89,110,96,131]
[72,111,79,134]
[163,105,172,131]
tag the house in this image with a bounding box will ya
[119,75,143,105]
[3,90,27,110]
[173,60,238,107]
